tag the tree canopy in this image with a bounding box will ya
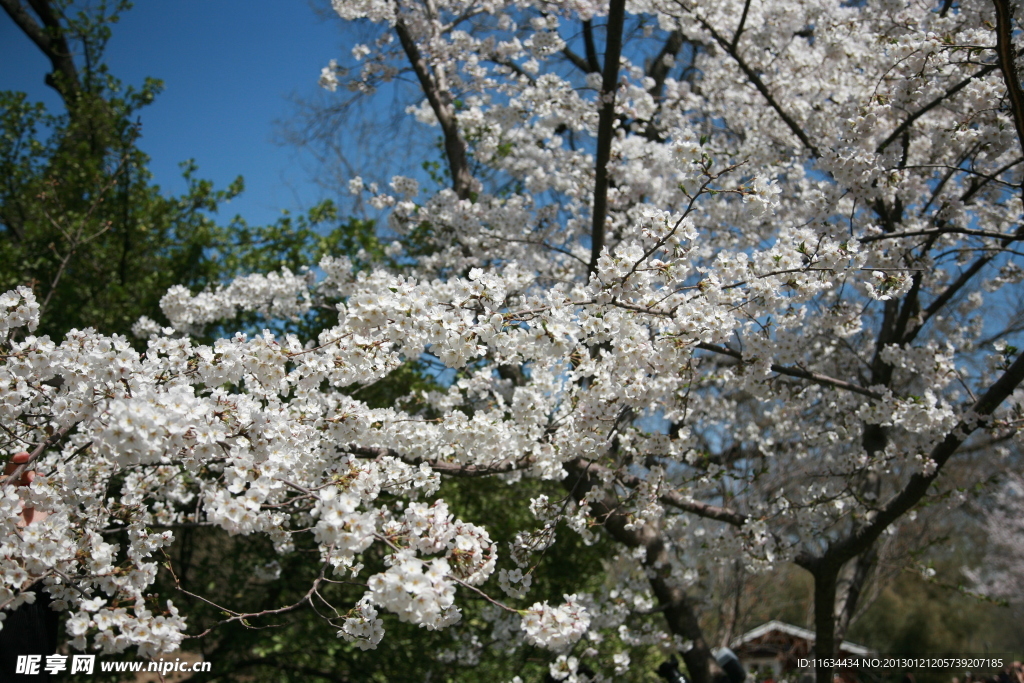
[2,1,1024,682]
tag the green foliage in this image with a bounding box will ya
[0,36,234,339]
[0,6,380,343]
[214,203,382,278]
[848,567,1022,683]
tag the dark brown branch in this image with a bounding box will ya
[561,46,592,74]
[730,0,752,52]
[344,444,527,477]
[811,569,839,682]
[859,226,1021,243]
[351,448,748,523]
[692,14,821,157]
[800,348,1024,570]
[697,342,884,400]
[167,553,332,640]
[875,64,998,154]
[582,19,601,73]
[902,251,995,344]
[563,459,714,683]
[567,458,748,526]
[648,30,684,98]
[897,159,1024,195]
[393,15,474,200]
[798,349,1024,683]
[588,0,628,275]
[992,0,1024,163]
[960,154,1024,203]
[428,460,523,476]
[0,0,79,104]
[2,423,75,490]
[834,544,878,643]
[902,165,1024,345]
[918,148,975,217]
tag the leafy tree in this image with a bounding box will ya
[0,0,373,341]
[0,0,226,337]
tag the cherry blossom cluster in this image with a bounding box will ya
[521,594,591,651]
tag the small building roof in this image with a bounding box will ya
[730,620,873,657]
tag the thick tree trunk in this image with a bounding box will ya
[834,546,878,644]
[811,563,839,683]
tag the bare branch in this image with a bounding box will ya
[561,45,593,74]
[582,19,600,73]
[0,0,79,103]
[648,30,684,98]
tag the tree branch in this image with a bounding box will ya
[0,0,79,104]
[393,15,474,200]
[1,423,75,490]
[902,251,996,344]
[697,342,884,400]
[588,0,628,275]
[344,444,528,477]
[563,458,714,683]
[859,225,1021,243]
[648,30,684,98]
[802,348,1024,569]
[834,544,878,644]
[561,45,593,74]
[583,19,601,73]
[992,0,1024,164]
[566,458,749,526]
[730,0,752,53]
[875,64,998,154]
[688,13,820,157]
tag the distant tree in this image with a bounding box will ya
[967,473,1024,620]
[0,0,232,337]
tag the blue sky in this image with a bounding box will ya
[0,1,348,227]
